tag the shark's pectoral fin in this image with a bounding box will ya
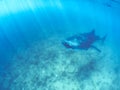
[91,45,101,52]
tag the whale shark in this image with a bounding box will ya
[62,30,106,52]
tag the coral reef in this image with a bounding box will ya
[0,36,118,90]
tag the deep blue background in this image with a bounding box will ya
[0,0,120,74]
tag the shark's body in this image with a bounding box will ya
[62,30,106,52]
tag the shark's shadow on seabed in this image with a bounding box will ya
[62,30,107,52]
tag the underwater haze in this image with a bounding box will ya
[0,0,120,90]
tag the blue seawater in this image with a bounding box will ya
[0,0,120,90]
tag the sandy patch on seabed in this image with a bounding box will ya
[0,36,119,90]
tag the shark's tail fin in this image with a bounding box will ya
[101,34,107,43]
[91,45,101,52]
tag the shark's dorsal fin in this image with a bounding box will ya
[90,29,95,35]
